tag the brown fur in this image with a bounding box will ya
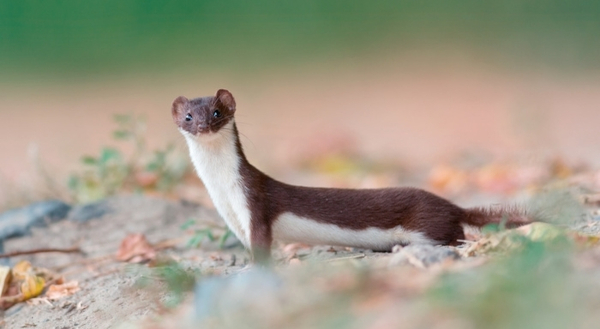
[172,89,236,135]
[173,90,534,261]
[463,205,532,228]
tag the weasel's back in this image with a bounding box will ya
[269,183,469,247]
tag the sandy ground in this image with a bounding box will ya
[0,195,410,328]
[0,186,598,328]
[0,195,238,329]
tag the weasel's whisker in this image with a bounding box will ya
[211,115,235,126]
[238,132,255,149]
[216,125,256,150]
[233,119,253,127]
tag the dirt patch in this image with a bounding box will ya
[0,195,244,329]
[1,186,599,328]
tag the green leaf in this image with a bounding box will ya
[180,219,196,230]
[481,223,500,234]
[67,175,79,190]
[205,230,215,241]
[196,228,216,242]
[186,228,217,248]
[186,234,205,248]
[146,162,160,172]
[81,156,97,165]
[113,114,131,124]
[100,148,121,163]
[219,229,234,249]
[112,130,131,140]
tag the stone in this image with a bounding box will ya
[68,200,112,222]
[0,200,71,241]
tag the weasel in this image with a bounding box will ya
[172,89,532,262]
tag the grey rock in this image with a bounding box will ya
[68,200,112,222]
[0,200,71,241]
[389,244,459,268]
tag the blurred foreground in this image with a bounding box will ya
[1,184,600,328]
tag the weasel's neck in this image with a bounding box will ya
[183,121,247,179]
[183,120,253,247]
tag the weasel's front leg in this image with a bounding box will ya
[250,216,273,264]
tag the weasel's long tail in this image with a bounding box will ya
[462,205,534,228]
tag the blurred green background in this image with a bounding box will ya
[2,0,600,79]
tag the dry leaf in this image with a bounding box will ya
[27,297,53,306]
[45,281,80,300]
[11,260,33,280]
[571,234,600,248]
[428,165,468,194]
[311,155,363,175]
[134,171,159,188]
[474,164,516,194]
[116,233,157,263]
[0,294,24,310]
[1,262,66,309]
[549,157,573,179]
[20,274,45,299]
[0,266,11,297]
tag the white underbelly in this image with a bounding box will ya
[272,212,435,250]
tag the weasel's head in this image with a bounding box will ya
[172,89,236,140]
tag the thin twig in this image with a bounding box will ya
[0,247,81,259]
[324,254,366,262]
[51,254,115,272]
[51,234,193,273]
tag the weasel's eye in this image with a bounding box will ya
[185,114,192,121]
[213,110,221,118]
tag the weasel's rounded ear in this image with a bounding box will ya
[215,89,236,112]
[172,96,189,123]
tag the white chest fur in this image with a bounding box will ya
[182,121,252,248]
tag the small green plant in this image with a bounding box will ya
[132,261,198,308]
[218,229,235,249]
[186,228,216,248]
[180,219,235,249]
[68,114,189,203]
